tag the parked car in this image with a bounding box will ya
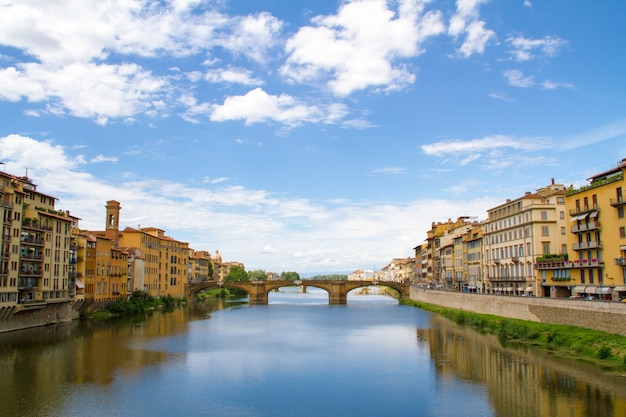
[583,295,598,301]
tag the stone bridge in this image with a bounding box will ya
[185,279,409,305]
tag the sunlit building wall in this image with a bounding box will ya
[483,181,568,297]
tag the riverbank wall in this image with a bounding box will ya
[0,301,83,333]
[409,287,626,337]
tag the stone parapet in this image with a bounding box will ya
[409,287,626,336]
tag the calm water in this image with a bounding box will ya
[1,287,625,417]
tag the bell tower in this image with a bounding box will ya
[105,200,121,245]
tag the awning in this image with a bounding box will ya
[585,287,597,294]
[506,287,514,292]
[614,286,626,292]
[75,279,85,289]
[468,285,476,289]
[525,286,533,292]
[517,287,525,292]
[495,287,501,292]
[573,286,587,293]
[570,213,589,221]
[597,287,612,294]
[589,211,599,218]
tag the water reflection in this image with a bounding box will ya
[1,295,626,417]
[0,300,227,417]
[418,315,626,417]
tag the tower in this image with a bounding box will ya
[105,200,121,245]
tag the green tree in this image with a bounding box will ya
[224,265,248,282]
[248,269,268,281]
[280,271,300,281]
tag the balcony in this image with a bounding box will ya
[569,204,598,216]
[511,256,519,263]
[0,196,13,209]
[21,221,52,232]
[571,221,601,233]
[20,236,44,246]
[569,259,604,268]
[535,259,604,269]
[18,278,39,289]
[572,241,602,251]
[18,269,43,278]
[610,196,626,207]
[489,276,527,282]
[535,261,568,270]
[616,258,626,266]
[20,252,44,261]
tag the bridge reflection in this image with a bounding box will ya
[186,280,409,305]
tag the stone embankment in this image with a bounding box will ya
[0,301,83,333]
[409,287,626,337]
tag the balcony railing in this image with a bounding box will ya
[571,221,601,233]
[536,259,604,269]
[569,204,598,216]
[18,278,39,289]
[20,253,44,261]
[18,270,43,278]
[572,241,602,250]
[0,197,13,209]
[610,196,625,207]
[20,236,44,246]
[616,258,626,266]
[488,276,527,282]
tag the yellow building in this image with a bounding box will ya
[188,250,213,283]
[0,171,76,307]
[463,224,484,293]
[425,217,475,289]
[484,181,568,297]
[99,201,189,299]
[563,158,626,300]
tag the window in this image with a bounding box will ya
[560,211,565,220]
[541,211,548,220]
[541,226,549,236]
[619,207,624,219]
[620,227,626,239]
[542,242,550,254]
[561,227,566,235]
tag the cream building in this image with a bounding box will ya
[1,172,76,307]
[483,180,568,297]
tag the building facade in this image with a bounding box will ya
[1,172,75,307]
[483,181,568,297]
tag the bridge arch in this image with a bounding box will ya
[186,280,409,305]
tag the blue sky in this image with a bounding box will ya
[1,0,625,275]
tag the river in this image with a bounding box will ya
[0,287,625,417]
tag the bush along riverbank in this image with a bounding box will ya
[197,287,247,300]
[88,291,186,319]
[402,299,626,372]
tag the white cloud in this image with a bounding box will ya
[370,167,406,175]
[209,88,349,126]
[421,135,552,158]
[0,133,496,273]
[448,0,495,57]
[0,0,283,123]
[281,0,445,96]
[90,155,119,163]
[204,68,264,86]
[504,69,572,90]
[507,35,567,61]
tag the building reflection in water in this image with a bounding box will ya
[0,300,225,417]
[417,315,626,417]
